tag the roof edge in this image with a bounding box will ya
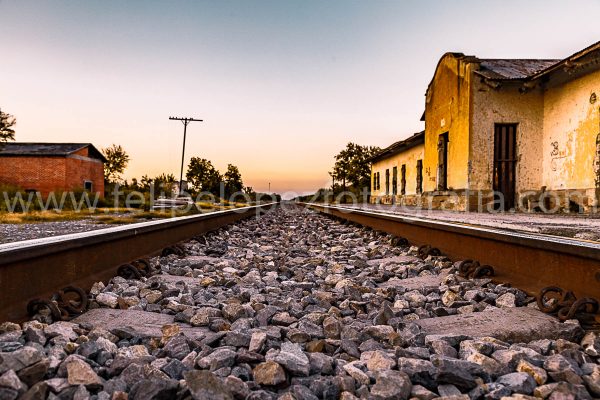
[369,131,425,164]
[528,40,600,81]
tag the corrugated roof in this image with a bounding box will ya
[529,40,600,80]
[0,143,107,162]
[369,131,424,163]
[476,59,560,80]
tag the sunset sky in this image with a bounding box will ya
[1,0,599,196]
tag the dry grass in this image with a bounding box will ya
[92,215,140,224]
[91,208,202,224]
[0,200,249,225]
[0,210,96,224]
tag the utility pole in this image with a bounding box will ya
[169,116,203,196]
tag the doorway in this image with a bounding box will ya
[493,124,517,211]
[437,132,448,190]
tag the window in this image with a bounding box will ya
[385,169,390,195]
[401,164,406,195]
[392,166,398,195]
[373,174,377,192]
[416,160,423,194]
[377,172,381,190]
[84,180,93,191]
[437,133,449,191]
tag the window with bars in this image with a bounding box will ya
[392,166,398,195]
[385,169,390,195]
[416,160,423,194]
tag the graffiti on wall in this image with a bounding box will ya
[550,141,568,172]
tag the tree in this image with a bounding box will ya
[346,143,380,189]
[186,157,222,194]
[140,175,153,191]
[0,109,16,145]
[129,177,139,190]
[153,173,176,195]
[223,164,244,197]
[330,142,380,194]
[102,144,130,183]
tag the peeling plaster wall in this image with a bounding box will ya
[423,55,472,193]
[371,145,424,199]
[470,78,544,194]
[542,68,600,206]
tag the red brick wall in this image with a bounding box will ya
[0,156,104,198]
[65,156,104,196]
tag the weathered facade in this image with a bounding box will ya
[0,143,106,198]
[372,41,600,212]
[370,132,424,204]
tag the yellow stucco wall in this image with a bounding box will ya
[371,144,424,197]
[382,49,600,212]
[423,54,472,192]
[470,79,545,193]
[542,69,600,199]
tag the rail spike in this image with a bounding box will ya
[537,286,599,328]
[417,244,441,260]
[456,259,495,279]
[161,245,185,257]
[27,285,89,322]
[117,258,154,280]
[390,236,409,247]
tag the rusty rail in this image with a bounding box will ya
[0,203,277,322]
[301,203,600,301]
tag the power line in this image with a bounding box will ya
[169,116,203,196]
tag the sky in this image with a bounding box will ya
[1,0,600,197]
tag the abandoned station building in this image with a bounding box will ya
[0,143,106,197]
[371,41,600,212]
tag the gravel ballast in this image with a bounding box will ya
[3,206,599,399]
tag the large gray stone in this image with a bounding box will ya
[72,308,206,340]
[496,372,537,394]
[416,307,583,343]
[184,370,233,400]
[129,378,179,400]
[370,370,412,400]
[197,348,237,371]
[274,342,310,376]
[379,274,443,291]
[0,347,43,374]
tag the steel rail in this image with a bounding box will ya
[0,203,277,322]
[301,203,600,300]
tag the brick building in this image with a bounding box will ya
[0,143,106,198]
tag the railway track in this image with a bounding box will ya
[1,203,600,399]
[0,203,277,322]
[301,202,600,323]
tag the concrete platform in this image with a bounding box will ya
[416,307,582,343]
[343,204,600,242]
[366,255,422,267]
[72,308,208,340]
[72,305,581,345]
[147,274,203,286]
[378,274,444,291]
